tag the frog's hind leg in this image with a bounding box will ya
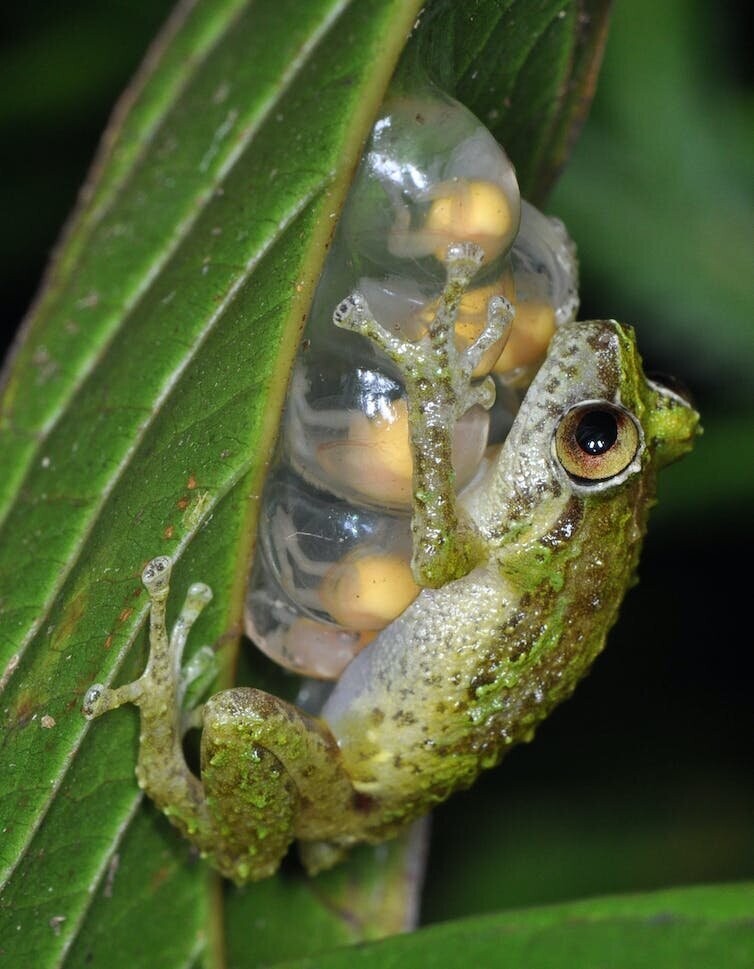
[201,687,365,878]
[82,557,296,881]
[83,556,213,819]
[84,555,363,882]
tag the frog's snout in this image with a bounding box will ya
[645,373,702,468]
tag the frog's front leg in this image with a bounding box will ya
[84,556,361,883]
[333,242,513,587]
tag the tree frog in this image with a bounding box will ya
[83,308,698,882]
[83,90,699,883]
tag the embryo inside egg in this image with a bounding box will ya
[245,85,579,680]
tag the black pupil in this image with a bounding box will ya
[575,410,618,456]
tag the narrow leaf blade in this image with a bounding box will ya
[273,883,754,969]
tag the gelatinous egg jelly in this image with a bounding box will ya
[246,87,578,679]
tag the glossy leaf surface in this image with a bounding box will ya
[276,883,754,969]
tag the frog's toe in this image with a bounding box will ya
[180,644,218,712]
[141,554,173,593]
[82,683,106,719]
[444,240,485,277]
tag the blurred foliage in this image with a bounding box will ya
[0,1,171,326]
[0,0,751,959]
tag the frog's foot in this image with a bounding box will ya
[83,557,295,882]
[430,242,515,410]
[84,556,368,883]
[83,556,212,724]
[333,243,512,414]
[333,243,513,587]
[83,556,232,867]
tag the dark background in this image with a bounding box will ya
[1,0,751,921]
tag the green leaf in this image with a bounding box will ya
[0,1,611,965]
[274,883,754,968]
[415,0,611,201]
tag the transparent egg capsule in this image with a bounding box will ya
[256,467,417,625]
[347,203,576,389]
[246,81,579,683]
[245,568,374,680]
[341,88,521,281]
[285,362,490,511]
[493,200,579,384]
[246,464,421,679]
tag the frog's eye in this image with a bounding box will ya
[554,402,641,485]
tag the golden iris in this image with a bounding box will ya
[555,403,640,483]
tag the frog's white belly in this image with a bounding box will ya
[321,564,516,792]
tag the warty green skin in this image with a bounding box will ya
[83,319,699,883]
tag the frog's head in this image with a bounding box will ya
[471,318,700,604]
[547,320,700,493]
[458,321,700,752]
[475,319,699,537]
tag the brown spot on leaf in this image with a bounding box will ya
[50,589,87,652]
[10,694,36,728]
[150,864,172,892]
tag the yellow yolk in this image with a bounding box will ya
[321,552,419,630]
[453,283,512,377]
[412,276,515,378]
[424,180,517,263]
[493,299,556,377]
[318,399,414,506]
